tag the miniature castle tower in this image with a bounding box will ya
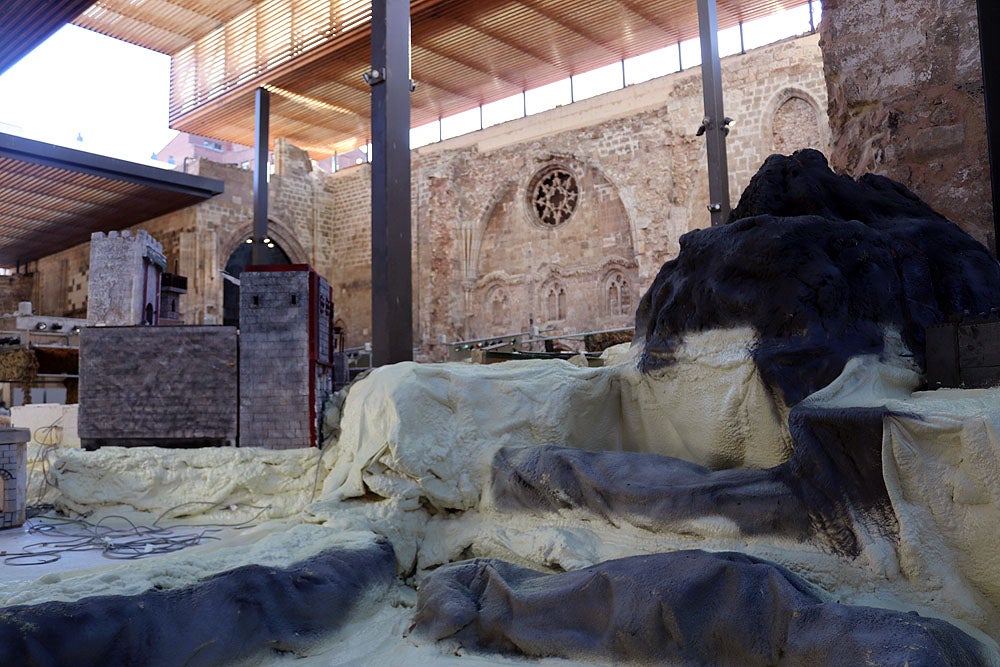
[87,230,166,326]
[239,265,335,449]
[0,427,29,529]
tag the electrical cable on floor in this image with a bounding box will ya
[10,416,274,567]
[3,501,271,567]
[26,416,65,508]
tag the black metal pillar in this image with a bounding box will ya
[252,87,270,265]
[978,0,1000,255]
[369,0,413,365]
[696,0,731,226]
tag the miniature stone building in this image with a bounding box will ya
[87,230,166,326]
[158,273,188,325]
[239,265,334,449]
[0,427,28,529]
[78,326,238,449]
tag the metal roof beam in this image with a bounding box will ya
[0,133,225,199]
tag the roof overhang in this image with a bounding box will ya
[2,1,814,160]
[69,0,811,159]
[0,132,224,268]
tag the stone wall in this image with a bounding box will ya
[23,34,828,358]
[0,274,34,316]
[820,0,992,250]
[409,34,828,356]
[78,326,238,447]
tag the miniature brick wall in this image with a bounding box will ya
[239,268,330,449]
[78,326,238,446]
[0,429,28,529]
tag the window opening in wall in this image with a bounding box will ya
[772,95,821,154]
[546,284,567,321]
[529,166,580,228]
[489,288,509,327]
[606,272,632,316]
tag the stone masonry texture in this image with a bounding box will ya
[78,326,237,444]
[22,35,841,359]
[87,231,164,326]
[820,0,992,252]
[239,268,315,450]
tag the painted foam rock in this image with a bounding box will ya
[413,551,996,666]
[487,360,895,557]
[0,538,395,665]
[635,149,1000,407]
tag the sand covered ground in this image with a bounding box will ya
[4,152,1000,663]
[3,338,1000,664]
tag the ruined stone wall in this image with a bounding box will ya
[0,274,35,316]
[820,0,992,250]
[409,34,828,356]
[321,166,373,345]
[33,244,89,318]
[26,34,827,354]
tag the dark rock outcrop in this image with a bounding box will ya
[635,150,1000,405]
[414,551,990,665]
[491,403,895,557]
[0,539,396,665]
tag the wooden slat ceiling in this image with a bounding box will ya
[70,0,811,159]
[0,133,224,267]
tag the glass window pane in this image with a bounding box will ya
[678,37,702,69]
[624,45,680,85]
[482,92,524,128]
[524,78,571,115]
[440,107,481,140]
[718,25,743,57]
[742,5,812,51]
[410,120,439,148]
[571,61,623,101]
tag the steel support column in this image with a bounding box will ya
[696,0,731,226]
[978,0,1000,255]
[369,0,413,365]
[252,87,270,266]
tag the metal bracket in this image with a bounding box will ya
[696,116,734,137]
[363,68,386,86]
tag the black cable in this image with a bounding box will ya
[3,502,271,566]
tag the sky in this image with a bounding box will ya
[0,24,177,164]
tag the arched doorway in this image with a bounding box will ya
[222,237,292,326]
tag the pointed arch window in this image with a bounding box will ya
[606,272,631,316]
[488,287,509,328]
[546,283,567,321]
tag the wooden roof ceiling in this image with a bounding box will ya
[70,0,811,159]
[0,133,223,267]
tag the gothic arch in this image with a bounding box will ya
[765,88,827,155]
[602,268,634,317]
[485,284,511,328]
[219,217,309,265]
[464,177,518,281]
